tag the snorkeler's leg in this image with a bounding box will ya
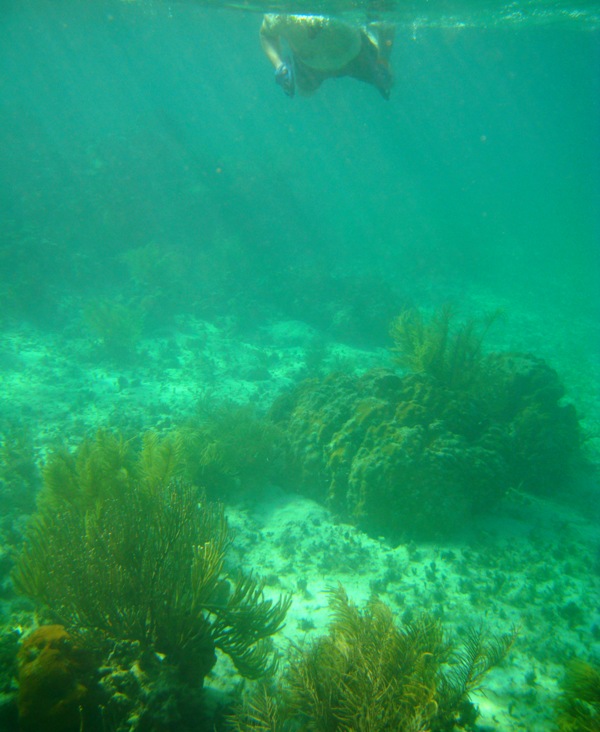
[342,34,394,99]
[260,21,284,68]
[365,22,395,61]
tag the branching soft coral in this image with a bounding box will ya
[13,432,291,687]
[389,305,499,390]
[230,586,516,732]
[556,659,600,731]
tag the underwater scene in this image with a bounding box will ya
[1,0,599,730]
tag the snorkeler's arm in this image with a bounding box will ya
[260,15,295,96]
[260,17,285,69]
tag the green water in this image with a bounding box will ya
[1,0,598,325]
[0,2,599,729]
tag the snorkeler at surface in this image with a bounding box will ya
[260,14,395,99]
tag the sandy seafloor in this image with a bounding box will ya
[1,282,599,731]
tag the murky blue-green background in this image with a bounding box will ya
[1,5,599,729]
[2,0,598,329]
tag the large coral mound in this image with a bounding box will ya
[271,353,580,539]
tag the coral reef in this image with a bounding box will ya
[37,408,284,510]
[0,426,40,611]
[271,313,580,538]
[16,625,101,732]
[230,586,515,731]
[556,659,600,731]
[120,242,204,328]
[84,298,145,361]
[0,626,20,730]
[179,402,286,500]
[389,304,499,390]
[0,424,39,516]
[11,431,291,729]
[476,352,580,495]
